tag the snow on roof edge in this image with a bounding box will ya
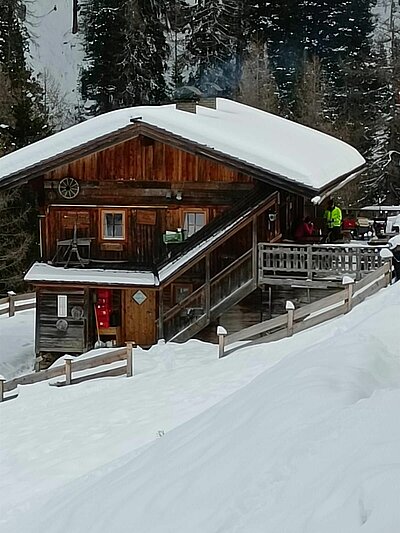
[25,263,159,287]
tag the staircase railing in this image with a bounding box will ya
[210,250,254,312]
[163,249,255,341]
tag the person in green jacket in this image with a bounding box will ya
[324,199,342,242]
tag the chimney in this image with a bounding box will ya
[175,100,197,114]
[197,97,217,110]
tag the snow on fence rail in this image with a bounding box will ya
[217,261,392,357]
[0,343,135,403]
[0,292,35,317]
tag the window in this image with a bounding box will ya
[183,211,206,237]
[172,284,192,305]
[102,211,125,240]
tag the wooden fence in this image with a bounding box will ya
[0,292,36,317]
[218,261,392,357]
[0,343,134,403]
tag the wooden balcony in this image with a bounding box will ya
[258,243,386,287]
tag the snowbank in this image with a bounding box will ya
[1,282,399,532]
[0,309,35,379]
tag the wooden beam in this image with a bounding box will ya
[205,254,210,320]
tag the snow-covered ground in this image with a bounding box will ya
[0,309,35,379]
[0,282,399,532]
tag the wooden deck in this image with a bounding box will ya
[159,242,388,343]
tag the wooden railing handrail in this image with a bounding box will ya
[2,346,133,399]
[223,262,391,351]
[14,292,36,302]
[163,284,206,322]
[0,292,36,317]
[258,242,385,282]
[352,261,390,293]
[210,249,252,287]
[163,249,253,325]
[258,243,387,249]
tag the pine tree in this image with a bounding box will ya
[186,0,238,95]
[293,55,333,133]
[121,0,169,106]
[0,188,34,292]
[81,0,126,113]
[0,67,14,155]
[238,40,280,114]
[0,0,49,151]
[81,0,169,112]
[164,0,191,92]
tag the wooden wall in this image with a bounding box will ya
[45,135,253,185]
[41,135,257,264]
[36,288,89,354]
[44,204,228,264]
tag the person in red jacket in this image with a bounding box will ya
[294,216,314,242]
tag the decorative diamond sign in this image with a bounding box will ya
[132,290,147,305]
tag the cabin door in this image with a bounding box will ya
[131,209,163,265]
[122,288,156,346]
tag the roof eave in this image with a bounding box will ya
[315,163,366,204]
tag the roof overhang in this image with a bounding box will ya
[311,165,366,205]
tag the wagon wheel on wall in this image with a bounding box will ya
[58,177,80,199]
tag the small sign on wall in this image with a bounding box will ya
[57,295,68,317]
[132,290,147,305]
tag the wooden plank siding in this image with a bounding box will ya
[41,136,257,264]
[36,288,90,354]
[44,136,253,185]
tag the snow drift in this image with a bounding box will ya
[1,282,400,532]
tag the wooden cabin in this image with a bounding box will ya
[0,98,366,363]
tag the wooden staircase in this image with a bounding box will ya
[156,188,279,343]
[163,249,257,342]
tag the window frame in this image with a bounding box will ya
[101,210,126,241]
[182,209,207,238]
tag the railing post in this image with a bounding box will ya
[379,249,393,286]
[126,342,134,377]
[306,246,313,279]
[34,356,43,373]
[7,291,16,317]
[384,259,392,286]
[0,375,6,402]
[217,326,227,358]
[158,288,164,340]
[252,215,258,286]
[286,300,295,336]
[342,276,354,313]
[64,355,74,386]
[205,253,211,319]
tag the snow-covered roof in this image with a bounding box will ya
[25,263,158,287]
[0,99,365,192]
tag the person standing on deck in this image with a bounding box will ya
[324,199,342,242]
[294,216,315,242]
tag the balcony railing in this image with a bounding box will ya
[258,243,385,282]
